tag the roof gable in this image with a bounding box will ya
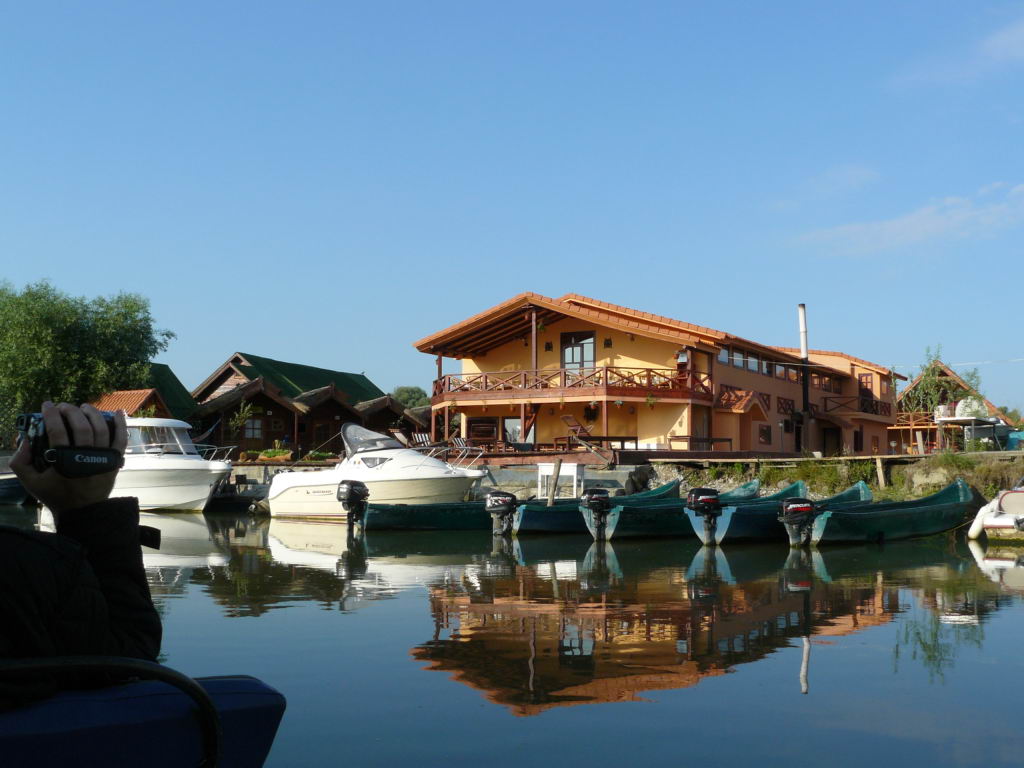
[147,363,198,420]
[90,388,171,417]
[234,352,385,403]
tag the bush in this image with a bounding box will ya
[301,451,335,462]
[258,448,291,459]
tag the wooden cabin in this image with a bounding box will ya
[891,360,1015,453]
[90,388,173,418]
[414,293,902,459]
[190,352,388,456]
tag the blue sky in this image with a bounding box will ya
[2,2,1022,410]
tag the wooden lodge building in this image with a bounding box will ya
[414,293,904,461]
[890,360,1017,454]
[190,352,426,456]
[89,363,201,420]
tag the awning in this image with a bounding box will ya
[714,389,769,421]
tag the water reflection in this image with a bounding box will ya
[412,536,1015,714]
[5,501,1022,721]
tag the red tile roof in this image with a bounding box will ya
[90,389,170,417]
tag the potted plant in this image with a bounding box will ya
[645,394,658,409]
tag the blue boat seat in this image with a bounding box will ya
[1,674,286,767]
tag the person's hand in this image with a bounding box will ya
[10,402,128,516]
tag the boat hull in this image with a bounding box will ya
[112,464,231,511]
[691,482,872,545]
[514,480,681,535]
[803,479,978,546]
[583,500,693,540]
[364,500,491,531]
[269,474,479,518]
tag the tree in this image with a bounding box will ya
[391,385,430,408]
[1000,406,1022,426]
[899,346,982,416]
[0,281,175,415]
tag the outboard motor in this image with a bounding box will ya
[485,491,518,537]
[686,487,722,545]
[778,497,818,548]
[337,480,370,531]
[581,488,612,540]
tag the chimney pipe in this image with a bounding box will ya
[798,304,809,360]
[798,304,810,452]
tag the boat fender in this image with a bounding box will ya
[485,491,519,536]
[967,498,998,540]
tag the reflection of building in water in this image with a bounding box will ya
[412,545,901,716]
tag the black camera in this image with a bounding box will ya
[16,411,123,478]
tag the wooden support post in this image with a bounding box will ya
[547,458,562,507]
[519,403,526,443]
[531,309,538,371]
[601,398,609,437]
[444,404,450,442]
[874,456,887,488]
[915,430,926,455]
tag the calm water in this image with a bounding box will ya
[5,503,1024,767]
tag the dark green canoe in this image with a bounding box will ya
[582,480,808,541]
[512,479,681,535]
[688,481,870,545]
[789,478,981,547]
[366,479,682,532]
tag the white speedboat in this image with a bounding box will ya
[267,423,485,518]
[967,480,1024,541]
[112,418,233,512]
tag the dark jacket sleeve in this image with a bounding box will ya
[54,496,162,661]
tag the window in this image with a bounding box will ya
[858,373,874,393]
[788,366,799,383]
[811,373,820,389]
[881,377,890,395]
[718,347,730,365]
[758,425,772,445]
[244,419,262,439]
[775,364,786,380]
[731,349,745,368]
[853,428,864,452]
[761,359,774,377]
[561,332,595,369]
[747,352,759,372]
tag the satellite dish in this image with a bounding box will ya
[955,397,987,418]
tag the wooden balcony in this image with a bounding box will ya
[432,367,713,403]
[823,396,893,418]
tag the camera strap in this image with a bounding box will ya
[42,447,125,478]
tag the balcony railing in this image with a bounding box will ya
[823,396,893,417]
[433,367,713,401]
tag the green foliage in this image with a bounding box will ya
[900,345,983,416]
[228,402,254,437]
[929,451,977,472]
[301,451,335,461]
[391,385,430,408]
[999,406,1021,426]
[0,280,174,413]
[258,448,291,459]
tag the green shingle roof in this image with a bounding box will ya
[235,353,385,404]
[147,363,198,421]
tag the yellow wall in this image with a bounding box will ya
[461,317,679,374]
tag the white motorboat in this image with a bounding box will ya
[112,418,233,512]
[967,480,1024,541]
[267,423,485,518]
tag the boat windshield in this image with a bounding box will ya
[126,426,199,456]
[341,423,404,455]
